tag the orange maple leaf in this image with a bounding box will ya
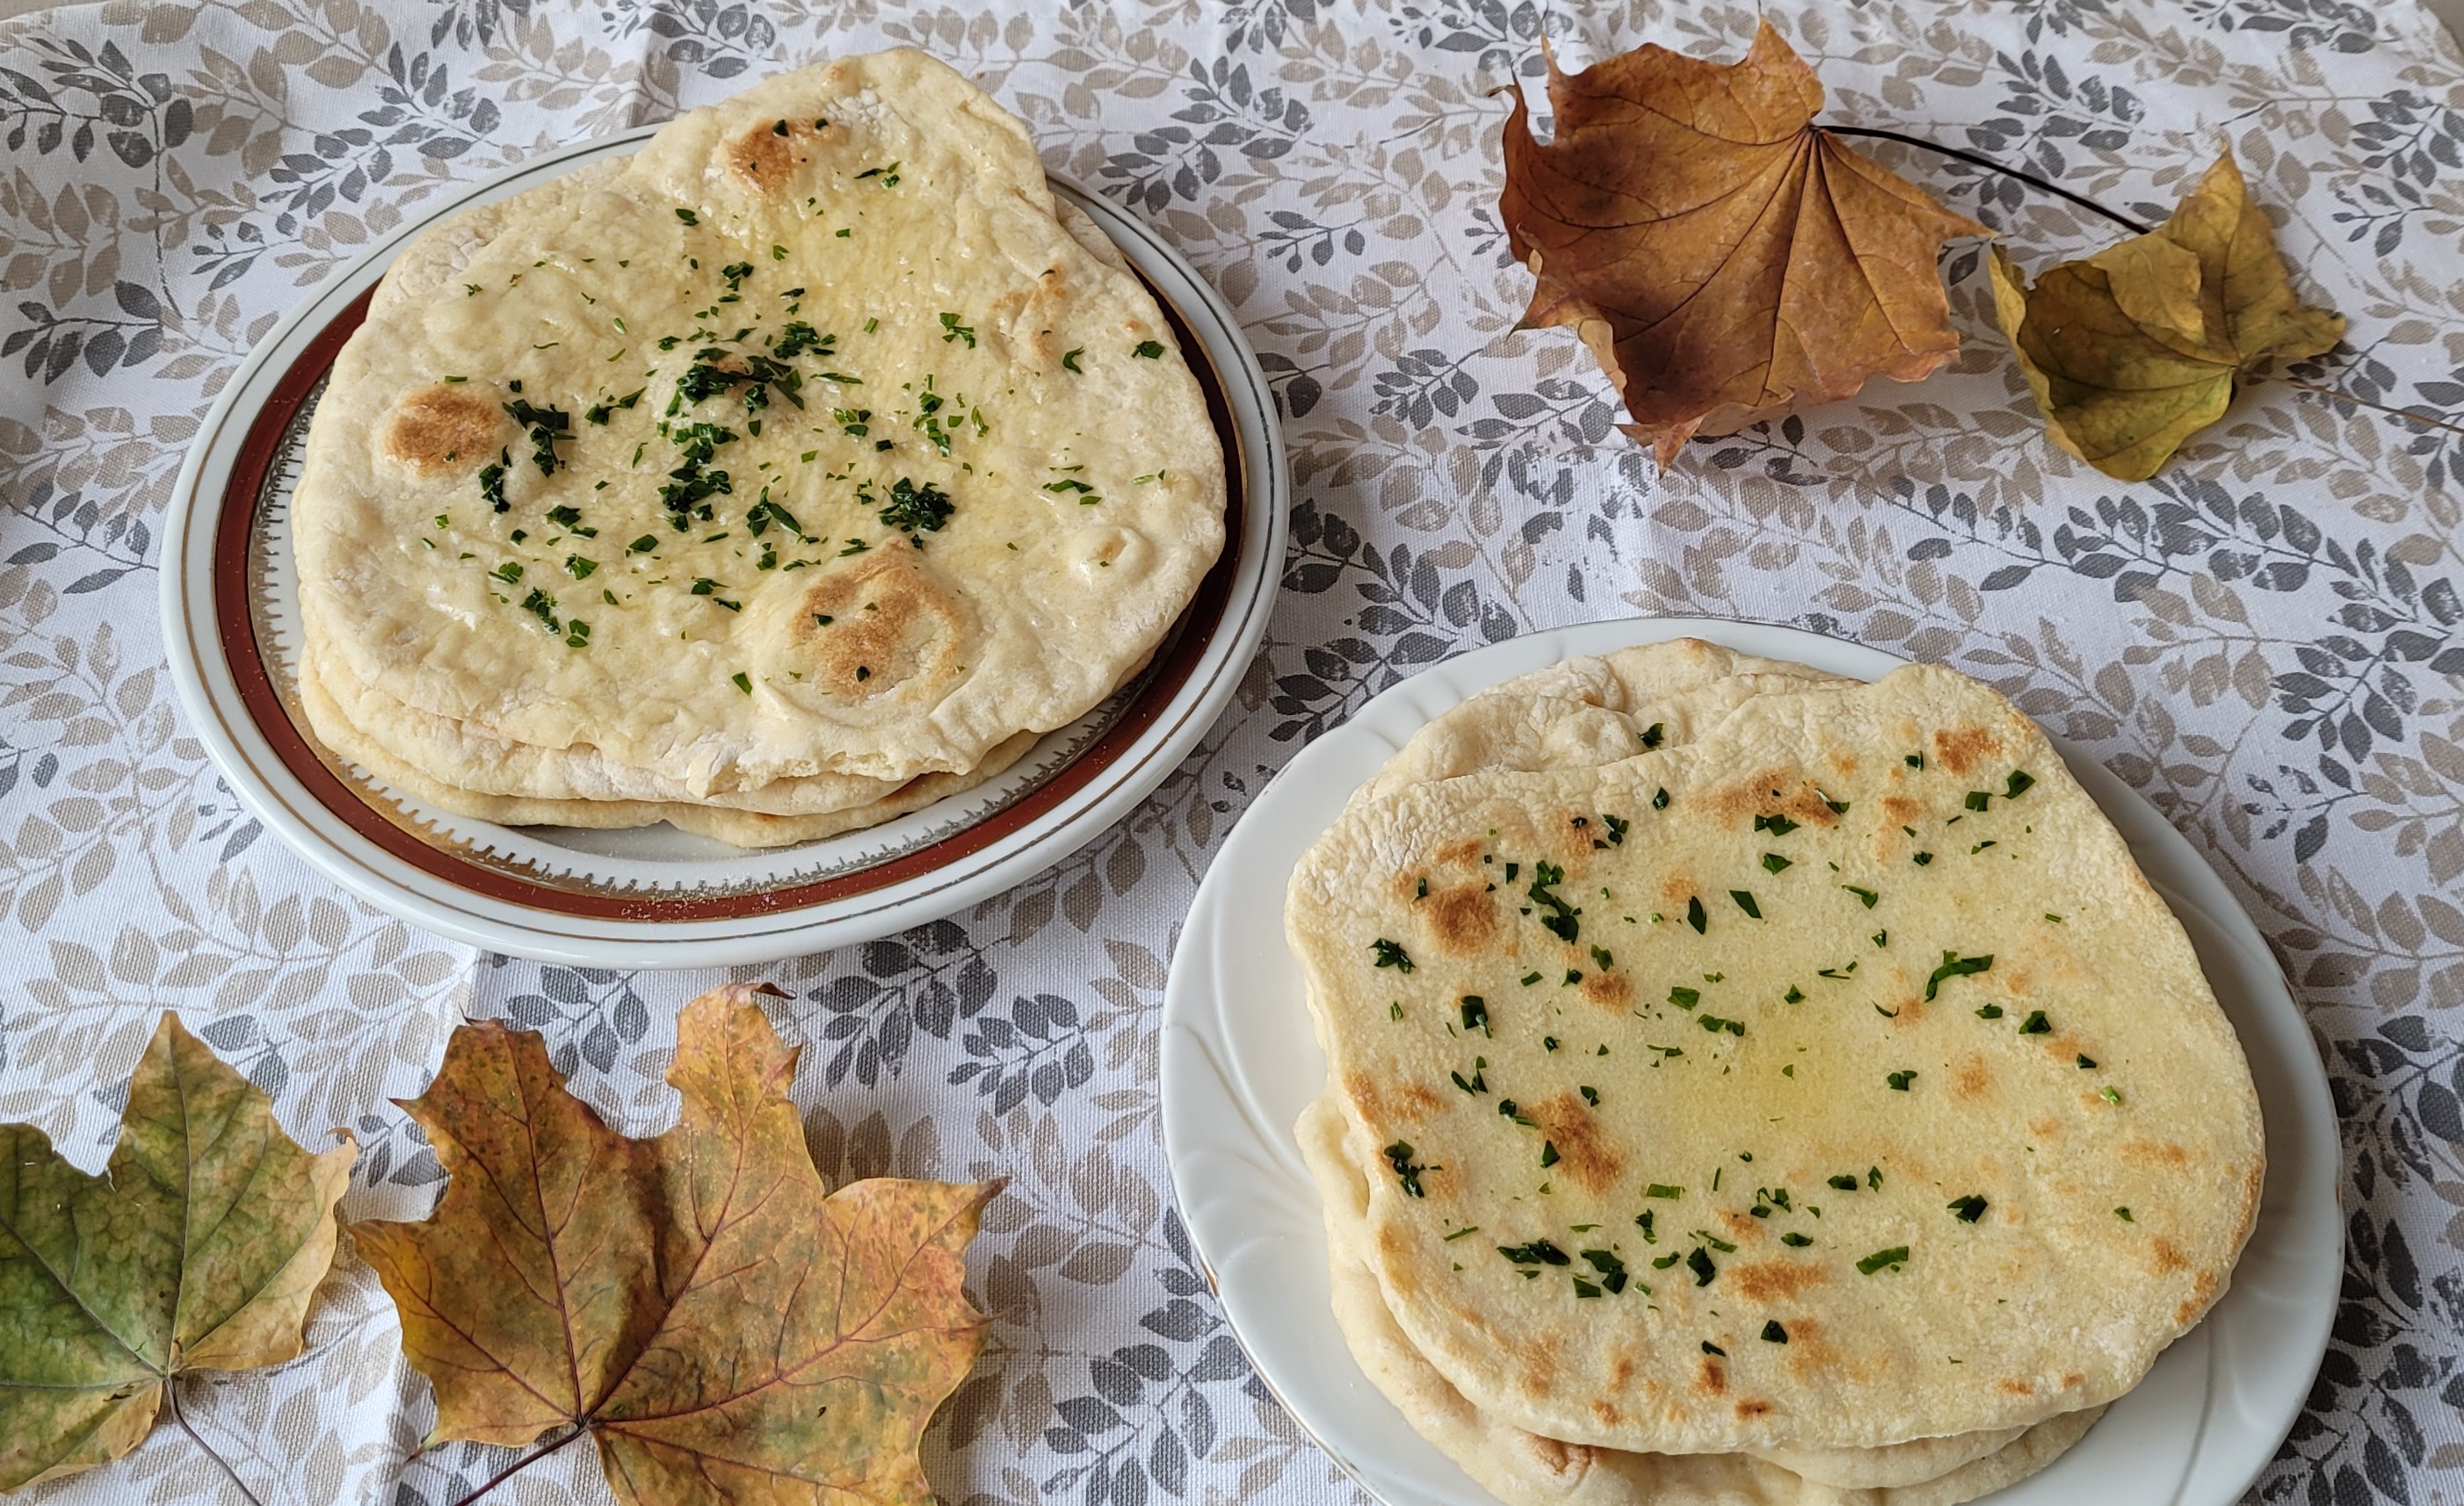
[354,985,997,1506]
[1499,21,1990,463]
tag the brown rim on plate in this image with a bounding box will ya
[214,264,1248,923]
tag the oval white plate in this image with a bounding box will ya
[161,130,1284,967]
[1162,616,2337,1506]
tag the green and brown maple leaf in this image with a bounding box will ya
[0,1015,354,1490]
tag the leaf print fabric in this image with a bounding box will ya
[1,1,2461,1502]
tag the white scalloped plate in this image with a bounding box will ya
[1162,616,2338,1506]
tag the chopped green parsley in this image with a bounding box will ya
[1384,1141,1432,1198]
[1460,996,1489,1036]
[478,448,511,513]
[875,476,954,537]
[1924,951,1993,1001]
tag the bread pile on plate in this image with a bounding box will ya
[292,51,1224,847]
[1286,639,2265,1504]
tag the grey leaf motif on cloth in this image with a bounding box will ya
[0,2,2459,1502]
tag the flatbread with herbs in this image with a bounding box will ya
[293,50,1224,839]
[1288,662,2262,1454]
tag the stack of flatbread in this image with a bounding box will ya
[1286,639,2265,1505]
[293,51,1225,847]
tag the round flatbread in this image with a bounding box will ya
[1298,1095,2105,1505]
[1288,659,2263,1454]
[297,653,1035,848]
[294,49,1225,828]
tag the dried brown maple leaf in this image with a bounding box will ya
[1499,21,1989,463]
[354,985,998,1506]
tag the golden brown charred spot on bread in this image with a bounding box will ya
[1436,836,1486,867]
[1422,883,1498,956]
[2174,1269,2220,1325]
[1610,1355,1634,1389]
[378,385,505,475]
[1998,1378,2035,1396]
[2121,1139,2192,1169]
[1578,971,1632,1010]
[1777,1316,1830,1370]
[793,550,972,699]
[1528,1092,1622,1193]
[1697,1355,1727,1394]
[1929,724,2002,776]
[1543,815,1597,865]
[2149,1238,2192,1275]
[1511,1338,1558,1400]
[1716,1208,1759,1239]
[1728,1259,1829,1302]
[1346,1075,1440,1129]
[1734,1398,1772,1420]
[1707,768,1847,831]
[1882,793,1923,825]
[2234,1163,2264,1246]
[1588,1399,1622,1429]
[1347,1071,1396,1129]
[1953,1054,1991,1101]
[725,116,823,193]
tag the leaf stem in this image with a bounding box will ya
[1823,125,2156,235]
[164,1379,265,1506]
[2277,375,2464,439]
[443,1425,588,1506]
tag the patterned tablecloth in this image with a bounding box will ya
[3,1,2461,1502]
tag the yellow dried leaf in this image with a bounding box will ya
[1989,148,2344,481]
